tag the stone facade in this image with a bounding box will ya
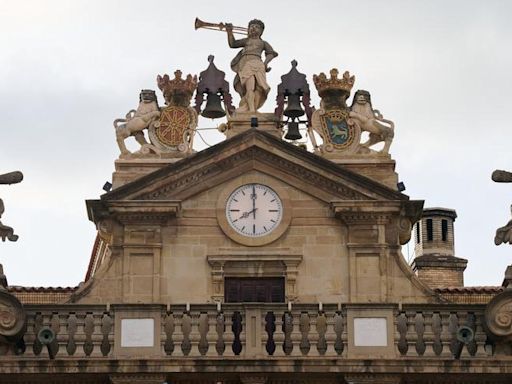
[1,97,510,384]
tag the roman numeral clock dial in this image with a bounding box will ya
[226,184,283,237]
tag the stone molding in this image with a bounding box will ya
[110,373,166,384]
[331,200,423,245]
[239,375,268,384]
[88,200,181,226]
[207,247,302,301]
[344,374,402,384]
[135,147,369,202]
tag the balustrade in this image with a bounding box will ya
[14,303,488,359]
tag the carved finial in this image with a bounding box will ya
[291,59,298,68]
[208,55,214,63]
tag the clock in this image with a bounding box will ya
[217,179,292,246]
[225,184,283,237]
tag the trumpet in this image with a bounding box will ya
[194,17,248,36]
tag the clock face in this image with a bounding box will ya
[225,184,283,237]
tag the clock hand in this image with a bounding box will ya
[252,184,256,220]
[238,208,258,220]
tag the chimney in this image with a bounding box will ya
[411,208,467,288]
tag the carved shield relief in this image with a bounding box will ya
[312,109,360,154]
[149,106,198,151]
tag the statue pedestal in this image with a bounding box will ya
[225,112,282,139]
[112,158,181,189]
[321,153,399,190]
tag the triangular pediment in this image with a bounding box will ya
[100,129,408,205]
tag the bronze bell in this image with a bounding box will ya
[284,121,302,140]
[284,93,304,118]
[202,92,226,119]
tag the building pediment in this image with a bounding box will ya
[91,130,407,214]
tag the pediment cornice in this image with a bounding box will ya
[101,130,407,204]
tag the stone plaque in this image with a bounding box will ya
[121,318,154,347]
[353,317,388,346]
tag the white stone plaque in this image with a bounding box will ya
[353,317,388,346]
[121,318,154,347]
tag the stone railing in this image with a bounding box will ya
[395,305,490,358]
[15,303,489,359]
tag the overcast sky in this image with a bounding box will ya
[1,0,511,287]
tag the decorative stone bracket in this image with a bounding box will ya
[87,200,181,240]
[331,200,423,245]
[207,247,303,302]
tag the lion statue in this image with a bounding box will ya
[114,90,161,158]
[349,90,394,154]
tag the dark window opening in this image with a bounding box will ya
[225,277,285,303]
[426,218,433,241]
[441,219,448,241]
[415,223,421,244]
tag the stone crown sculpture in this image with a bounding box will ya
[313,69,355,97]
[157,70,198,107]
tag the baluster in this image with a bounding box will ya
[333,311,343,356]
[33,312,43,356]
[432,312,443,356]
[414,312,426,356]
[264,311,276,355]
[173,312,185,357]
[181,312,192,356]
[204,309,218,356]
[299,311,310,356]
[282,312,293,355]
[439,311,453,357]
[231,311,243,356]
[50,312,60,358]
[465,312,477,356]
[66,312,77,356]
[223,309,235,357]
[448,312,459,357]
[83,312,94,356]
[474,311,488,357]
[215,311,225,356]
[163,311,175,355]
[100,311,113,356]
[316,311,327,356]
[273,310,285,357]
[83,312,95,356]
[189,310,201,356]
[198,312,209,356]
[307,310,320,357]
[290,310,302,356]
[396,311,408,356]
[422,311,434,356]
[324,310,338,356]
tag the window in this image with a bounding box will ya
[224,277,285,303]
[415,223,421,244]
[441,219,448,241]
[426,219,433,241]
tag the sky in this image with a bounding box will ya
[0,0,511,287]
